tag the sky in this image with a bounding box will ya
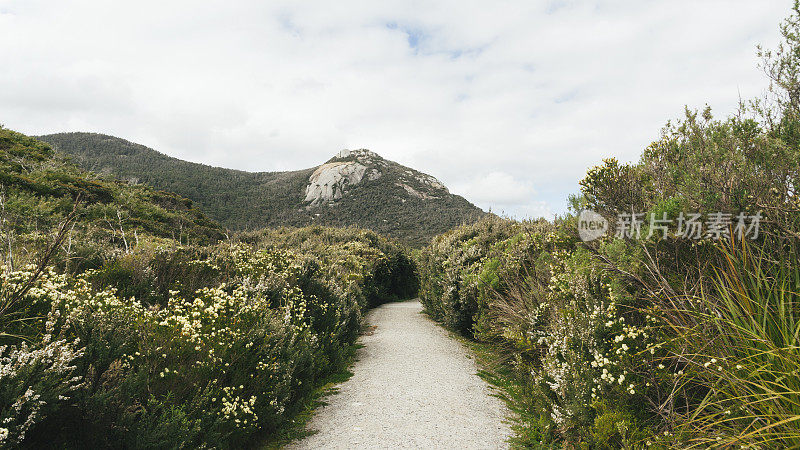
[0,0,791,219]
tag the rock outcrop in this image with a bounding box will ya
[304,160,368,206]
[303,149,451,207]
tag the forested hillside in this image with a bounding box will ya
[37,133,485,246]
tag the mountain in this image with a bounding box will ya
[37,133,486,246]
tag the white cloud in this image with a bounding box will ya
[0,0,790,218]
[453,172,535,204]
[451,171,548,219]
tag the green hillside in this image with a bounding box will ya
[0,127,224,270]
[37,133,485,246]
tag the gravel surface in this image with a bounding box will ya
[287,299,511,449]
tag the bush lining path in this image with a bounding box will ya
[288,299,511,449]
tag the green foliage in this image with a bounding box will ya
[85,244,222,306]
[666,241,800,447]
[591,401,654,449]
[579,158,651,218]
[580,106,799,240]
[242,226,419,305]
[416,215,522,335]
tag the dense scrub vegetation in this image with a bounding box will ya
[38,133,485,247]
[0,130,418,447]
[417,6,800,448]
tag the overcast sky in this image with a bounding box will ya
[0,1,790,218]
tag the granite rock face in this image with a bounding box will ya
[303,149,450,207]
[304,160,368,205]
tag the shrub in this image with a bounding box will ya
[0,338,85,446]
[417,216,520,335]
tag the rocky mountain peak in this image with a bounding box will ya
[333,148,381,161]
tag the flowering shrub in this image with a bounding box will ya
[0,226,417,448]
[416,217,680,447]
[0,338,85,446]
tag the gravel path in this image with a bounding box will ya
[287,299,511,449]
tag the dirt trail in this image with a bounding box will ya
[287,299,511,449]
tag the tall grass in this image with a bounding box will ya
[673,241,800,448]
